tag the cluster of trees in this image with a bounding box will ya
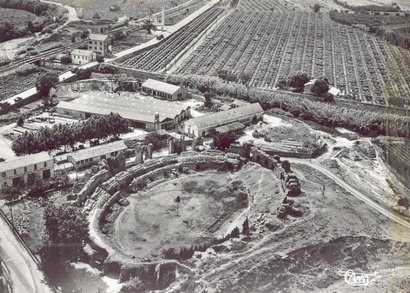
[35,72,59,102]
[166,74,410,138]
[0,0,49,16]
[0,0,56,42]
[334,0,400,12]
[40,203,89,276]
[212,131,237,150]
[163,219,250,260]
[329,10,410,49]
[12,113,130,155]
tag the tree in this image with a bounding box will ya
[16,116,24,127]
[398,197,409,210]
[96,55,104,63]
[93,12,101,19]
[281,160,291,173]
[311,78,330,96]
[76,68,92,80]
[242,217,250,237]
[204,93,213,108]
[287,72,310,90]
[175,195,181,216]
[212,132,237,150]
[230,227,240,238]
[60,55,72,64]
[27,174,49,198]
[35,72,59,102]
[40,204,89,276]
[313,3,321,12]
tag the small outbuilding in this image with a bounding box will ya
[71,49,96,65]
[141,79,186,100]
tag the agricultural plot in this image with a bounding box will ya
[118,8,224,72]
[175,10,410,105]
[0,8,36,25]
[49,0,202,22]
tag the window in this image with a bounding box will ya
[34,164,37,170]
[24,167,27,172]
[44,162,47,167]
[14,169,17,175]
[1,172,5,178]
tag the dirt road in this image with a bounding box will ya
[289,158,410,230]
[0,212,53,293]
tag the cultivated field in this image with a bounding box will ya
[49,0,203,21]
[175,10,410,105]
[118,7,224,72]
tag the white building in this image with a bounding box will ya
[0,152,54,188]
[71,49,96,65]
[88,34,111,56]
[141,79,187,101]
[182,103,264,138]
[67,140,127,170]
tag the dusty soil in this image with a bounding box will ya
[162,162,410,293]
[106,163,284,261]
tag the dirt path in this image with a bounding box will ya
[290,158,410,231]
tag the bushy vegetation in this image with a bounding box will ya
[0,0,60,42]
[12,113,130,155]
[333,0,400,12]
[40,203,89,276]
[329,10,410,49]
[167,74,410,138]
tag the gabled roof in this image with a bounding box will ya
[71,49,94,57]
[68,140,127,162]
[0,152,52,172]
[57,93,189,123]
[141,79,182,95]
[89,34,109,42]
[187,103,263,129]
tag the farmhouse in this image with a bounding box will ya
[67,140,127,170]
[304,79,341,97]
[141,79,186,100]
[0,152,54,188]
[71,49,96,65]
[182,103,264,138]
[88,34,111,56]
[56,93,191,130]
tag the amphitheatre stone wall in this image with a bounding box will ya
[85,143,303,289]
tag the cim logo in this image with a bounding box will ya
[337,269,381,287]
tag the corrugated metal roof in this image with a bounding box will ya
[71,49,94,57]
[57,94,189,123]
[187,103,263,129]
[141,79,182,95]
[89,34,109,41]
[68,140,127,162]
[0,152,52,172]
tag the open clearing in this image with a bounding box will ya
[108,163,284,260]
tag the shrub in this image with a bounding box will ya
[60,55,72,64]
[16,64,40,76]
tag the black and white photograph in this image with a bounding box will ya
[0,0,409,292]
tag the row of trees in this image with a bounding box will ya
[166,74,410,138]
[12,113,130,155]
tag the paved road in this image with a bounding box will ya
[289,158,410,230]
[0,212,53,293]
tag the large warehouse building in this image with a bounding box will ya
[182,103,264,138]
[57,93,191,130]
